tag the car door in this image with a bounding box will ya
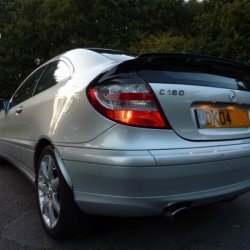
[0,66,46,166]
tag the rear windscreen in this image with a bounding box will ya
[137,56,250,91]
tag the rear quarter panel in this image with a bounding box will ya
[5,50,118,172]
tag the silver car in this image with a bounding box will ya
[0,48,250,238]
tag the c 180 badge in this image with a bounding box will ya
[159,89,185,96]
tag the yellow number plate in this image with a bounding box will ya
[196,108,250,128]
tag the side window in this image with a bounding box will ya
[33,60,71,95]
[11,67,45,108]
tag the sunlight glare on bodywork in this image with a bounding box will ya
[49,81,82,137]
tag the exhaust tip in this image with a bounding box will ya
[163,202,191,220]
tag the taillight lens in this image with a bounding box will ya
[87,81,169,128]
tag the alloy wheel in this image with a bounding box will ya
[38,155,60,228]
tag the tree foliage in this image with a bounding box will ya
[192,0,250,63]
[0,0,249,98]
[129,32,188,53]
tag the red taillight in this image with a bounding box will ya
[87,82,169,128]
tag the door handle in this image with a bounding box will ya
[16,106,23,115]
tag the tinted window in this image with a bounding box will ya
[11,67,45,107]
[137,55,250,91]
[34,60,71,95]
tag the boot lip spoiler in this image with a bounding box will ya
[134,53,250,91]
[137,52,249,69]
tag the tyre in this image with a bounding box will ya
[36,145,91,238]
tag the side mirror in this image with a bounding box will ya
[0,99,8,112]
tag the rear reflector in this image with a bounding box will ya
[87,81,169,128]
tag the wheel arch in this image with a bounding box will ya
[34,138,73,189]
[34,138,52,175]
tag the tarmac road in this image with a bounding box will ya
[1,161,250,250]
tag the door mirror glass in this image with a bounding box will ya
[0,99,8,111]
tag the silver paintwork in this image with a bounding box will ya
[0,49,117,174]
[63,155,250,216]
[150,83,250,141]
[1,48,250,218]
[54,148,72,188]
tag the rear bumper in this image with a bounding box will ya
[74,180,250,217]
[56,143,250,216]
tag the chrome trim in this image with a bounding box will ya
[229,90,237,103]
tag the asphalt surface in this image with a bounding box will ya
[1,161,250,250]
